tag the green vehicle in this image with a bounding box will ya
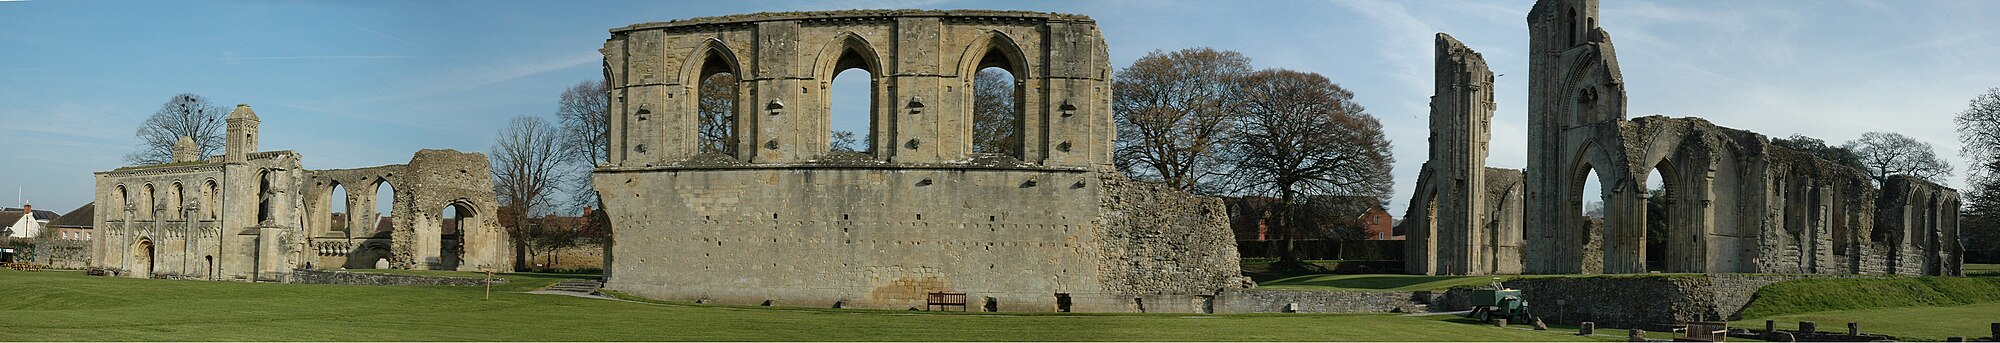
[1466,288,1535,324]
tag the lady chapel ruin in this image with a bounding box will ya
[66,0,1963,315]
[90,105,511,281]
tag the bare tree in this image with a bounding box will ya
[127,93,226,165]
[829,130,860,153]
[697,73,739,155]
[972,68,1022,158]
[1112,48,1253,193]
[1960,88,2000,182]
[492,115,577,271]
[1844,131,1953,184]
[1954,87,2000,263]
[1225,69,1394,263]
[556,80,610,210]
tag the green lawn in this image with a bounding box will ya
[1731,301,2000,341]
[0,269,1618,341]
[1965,263,2000,276]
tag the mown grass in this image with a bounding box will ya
[1965,263,2000,276]
[1734,276,2000,319]
[0,269,1620,341]
[1731,301,2000,341]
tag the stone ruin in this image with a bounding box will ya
[91,104,509,281]
[1403,33,1527,276]
[1407,0,1963,276]
[592,10,1246,312]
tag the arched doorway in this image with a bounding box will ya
[132,238,156,278]
[437,202,474,270]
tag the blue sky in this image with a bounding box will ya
[4,0,1996,218]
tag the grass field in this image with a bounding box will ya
[0,269,1620,342]
[1965,263,2000,276]
[1731,301,2000,341]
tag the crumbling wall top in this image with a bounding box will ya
[613,9,1093,33]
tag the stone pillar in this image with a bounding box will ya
[1846,322,1858,336]
[1765,320,1775,333]
[1626,329,1645,342]
[1580,322,1595,335]
[1799,321,1816,333]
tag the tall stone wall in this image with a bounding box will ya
[595,10,1239,313]
[1508,0,1961,275]
[1405,33,1523,275]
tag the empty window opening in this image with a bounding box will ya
[1133,298,1146,313]
[1644,167,1668,272]
[1579,167,1603,221]
[329,182,349,234]
[828,46,877,155]
[971,66,1023,159]
[374,181,396,234]
[697,71,739,156]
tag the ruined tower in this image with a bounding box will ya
[225,104,260,163]
[1522,0,1639,274]
[1404,33,1522,275]
[172,136,198,163]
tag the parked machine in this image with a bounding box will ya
[1466,287,1536,325]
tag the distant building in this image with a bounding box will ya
[3,203,60,238]
[46,203,94,241]
[1223,196,1395,240]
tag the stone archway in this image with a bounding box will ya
[132,238,155,278]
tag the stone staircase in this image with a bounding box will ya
[541,279,604,296]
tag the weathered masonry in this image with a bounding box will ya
[1505,0,1962,275]
[594,10,1246,312]
[92,105,509,281]
[1403,33,1526,276]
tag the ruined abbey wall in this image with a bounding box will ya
[595,10,1243,312]
[92,105,508,282]
[1512,0,1960,276]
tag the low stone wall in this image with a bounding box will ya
[1214,289,1426,314]
[288,269,507,287]
[1425,274,1842,329]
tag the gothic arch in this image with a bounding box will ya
[813,32,887,156]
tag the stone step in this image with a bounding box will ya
[542,279,604,294]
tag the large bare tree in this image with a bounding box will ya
[1225,69,1394,263]
[555,79,609,210]
[697,73,739,155]
[972,68,1022,158]
[1843,131,1953,184]
[492,115,577,271]
[1112,48,1252,193]
[127,93,227,165]
[1955,87,2000,263]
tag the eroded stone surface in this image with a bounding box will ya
[91,105,509,282]
[594,11,1241,312]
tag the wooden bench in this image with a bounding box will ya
[926,292,968,311]
[1673,321,1729,342]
